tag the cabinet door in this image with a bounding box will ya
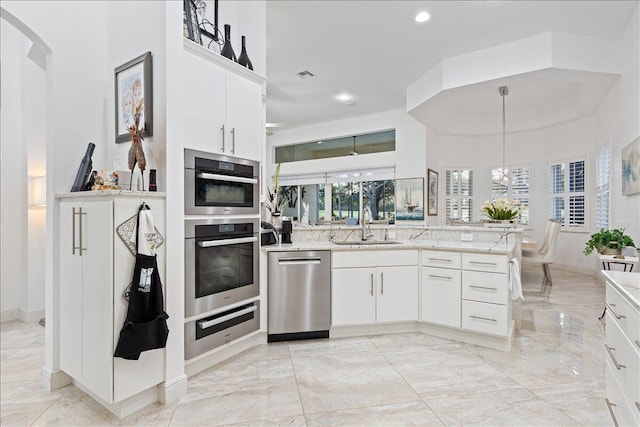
[376,266,418,323]
[182,50,227,154]
[225,71,263,160]
[59,201,84,381]
[422,266,461,328]
[80,200,114,403]
[332,268,376,326]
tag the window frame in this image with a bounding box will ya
[595,141,611,230]
[490,165,532,227]
[549,156,588,233]
[445,168,475,223]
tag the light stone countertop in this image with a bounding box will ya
[262,239,516,256]
[602,270,640,309]
[56,190,166,199]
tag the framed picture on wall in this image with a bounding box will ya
[396,178,424,221]
[183,0,202,45]
[427,169,438,216]
[114,52,153,143]
[622,136,640,196]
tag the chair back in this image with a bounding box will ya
[540,220,561,262]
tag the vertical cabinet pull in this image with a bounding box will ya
[72,207,86,256]
[231,127,236,154]
[380,272,384,295]
[72,207,77,255]
[604,344,626,370]
[605,399,619,427]
[370,273,374,296]
[220,124,225,152]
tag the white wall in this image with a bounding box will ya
[597,5,640,247]
[107,1,167,192]
[266,109,427,180]
[0,22,28,320]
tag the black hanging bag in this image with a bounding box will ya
[114,204,169,360]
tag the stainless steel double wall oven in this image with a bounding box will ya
[184,150,260,359]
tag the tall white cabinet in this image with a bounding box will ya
[58,193,166,404]
[182,39,265,161]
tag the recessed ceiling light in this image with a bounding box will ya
[415,11,430,23]
[317,141,323,144]
[336,93,353,102]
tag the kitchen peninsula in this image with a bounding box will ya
[263,225,521,352]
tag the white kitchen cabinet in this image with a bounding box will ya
[604,278,640,427]
[422,266,461,328]
[183,40,265,160]
[332,251,418,326]
[332,268,376,325]
[58,194,166,404]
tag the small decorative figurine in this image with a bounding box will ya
[127,100,147,190]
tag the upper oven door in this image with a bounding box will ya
[185,150,259,215]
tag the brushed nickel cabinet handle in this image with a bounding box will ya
[72,207,77,255]
[78,208,86,256]
[469,285,498,291]
[635,340,640,350]
[370,273,374,296]
[470,315,497,322]
[604,344,626,370]
[469,261,498,266]
[635,401,640,413]
[380,272,384,295]
[428,274,452,280]
[231,127,236,154]
[428,257,452,262]
[605,399,619,427]
[220,124,225,151]
[607,303,626,320]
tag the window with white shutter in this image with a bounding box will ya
[549,158,587,232]
[595,142,611,230]
[491,166,531,226]
[446,169,474,222]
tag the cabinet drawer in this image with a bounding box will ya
[422,250,461,269]
[333,250,418,268]
[462,300,509,336]
[606,359,640,427]
[605,311,640,405]
[606,283,640,345]
[462,271,509,305]
[462,253,508,273]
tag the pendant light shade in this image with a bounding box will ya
[349,135,358,156]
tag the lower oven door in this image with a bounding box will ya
[185,219,260,318]
[185,301,260,360]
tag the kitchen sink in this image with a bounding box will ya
[332,240,402,246]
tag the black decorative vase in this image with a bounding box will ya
[220,24,237,62]
[237,36,253,70]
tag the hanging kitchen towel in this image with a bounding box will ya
[509,258,524,301]
[114,203,169,360]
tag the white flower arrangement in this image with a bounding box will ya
[480,198,521,220]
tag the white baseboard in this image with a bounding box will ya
[74,380,159,418]
[330,322,418,339]
[41,368,72,391]
[159,374,188,405]
[1,309,19,322]
[1,308,45,323]
[20,308,45,323]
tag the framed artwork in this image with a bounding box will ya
[427,169,438,216]
[183,0,202,45]
[115,52,153,143]
[622,136,640,196]
[396,178,424,221]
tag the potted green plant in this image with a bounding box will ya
[583,228,636,255]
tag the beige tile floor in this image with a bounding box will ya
[1,265,610,426]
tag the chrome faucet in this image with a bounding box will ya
[361,206,374,241]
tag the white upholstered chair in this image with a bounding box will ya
[522,219,561,292]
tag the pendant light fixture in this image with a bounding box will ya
[349,135,358,156]
[499,85,509,181]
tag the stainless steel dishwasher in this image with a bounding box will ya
[268,250,331,342]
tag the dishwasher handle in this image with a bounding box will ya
[277,257,322,265]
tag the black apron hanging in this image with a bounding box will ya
[114,203,169,360]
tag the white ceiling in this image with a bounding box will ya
[266,1,638,132]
